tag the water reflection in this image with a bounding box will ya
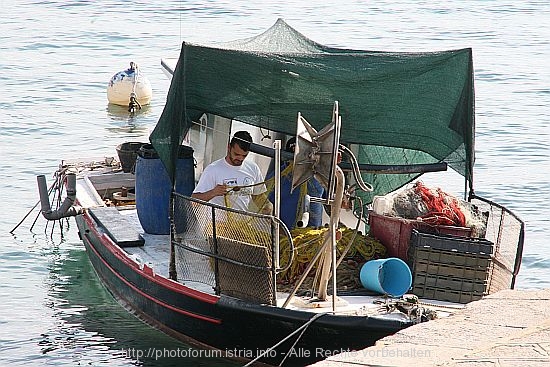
[42,245,238,366]
[105,104,154,135]
[107,103,152,120]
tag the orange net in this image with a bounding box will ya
[413,181,466,227]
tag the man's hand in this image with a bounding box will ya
[211,184,229,198]
[192,184,228,202]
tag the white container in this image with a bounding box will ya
[372,195,392,215]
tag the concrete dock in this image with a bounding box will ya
[310,289,550,366]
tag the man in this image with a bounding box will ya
[192,131,273,214]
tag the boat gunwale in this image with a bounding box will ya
[79,210,220,306]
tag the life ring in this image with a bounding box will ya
[107,62,152,107]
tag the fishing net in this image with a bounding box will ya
[380,181,488,237]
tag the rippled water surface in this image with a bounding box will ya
[1,1,549,366]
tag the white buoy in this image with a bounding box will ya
[107,62,152,110]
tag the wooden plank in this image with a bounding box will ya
[88,206,144,247]
[87,172,136,192]
[213,236,274,305]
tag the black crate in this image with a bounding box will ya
[413,273,488,294]
[413,260,490,281]
[410,286,484,303]
[410,230,494,255]
[409,230,496,304]
[411,246,492,269]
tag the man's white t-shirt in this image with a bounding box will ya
[193,157,266,211]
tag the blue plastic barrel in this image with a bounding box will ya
[135,144,195,234]
[360,258,412,297]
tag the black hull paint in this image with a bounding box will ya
[76,212,410,366]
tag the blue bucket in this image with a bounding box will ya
[360,258,412,297]
[135,144,195,235]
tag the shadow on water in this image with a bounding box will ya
[41,244,238,367]
[106,103,153,120]
[105,103,154,134]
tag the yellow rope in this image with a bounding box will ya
[278,226,386,284]
[213,163,387,289]
[221,162,306,223]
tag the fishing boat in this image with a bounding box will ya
[37,19,524,366]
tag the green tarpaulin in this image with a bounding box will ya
[151,19,475,203]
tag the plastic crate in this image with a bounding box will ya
[368,212,473,261]
[409,229,496,303]
[410,230,494,255]
[410,286,484,304]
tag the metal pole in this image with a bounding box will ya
[332,167,345,311]
[317,166,345,307]
[273,140,281,269]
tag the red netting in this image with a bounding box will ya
[414,181,466,227]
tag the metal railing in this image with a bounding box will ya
[170,193,294,305]
[470,194,525,290]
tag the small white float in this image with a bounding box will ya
[107,62,152,112]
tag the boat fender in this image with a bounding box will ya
[37,174,84,220]
[107,62,152,109]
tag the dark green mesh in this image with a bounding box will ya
[151,19,474,201]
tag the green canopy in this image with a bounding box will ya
[151,19,475,202]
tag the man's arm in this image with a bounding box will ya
[192,184,228,202]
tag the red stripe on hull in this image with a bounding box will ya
[81,212,221,324]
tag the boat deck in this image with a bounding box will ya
[107,203,461,318]
[120,208,397,315]
[72,163,462,318]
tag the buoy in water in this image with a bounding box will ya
[107,62,152,110]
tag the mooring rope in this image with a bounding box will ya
[242,312,329,367]
[128,62,142,114]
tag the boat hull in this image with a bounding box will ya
[75,212,410,365]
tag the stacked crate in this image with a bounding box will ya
[368,212,472,261]
[408,230,495,303]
